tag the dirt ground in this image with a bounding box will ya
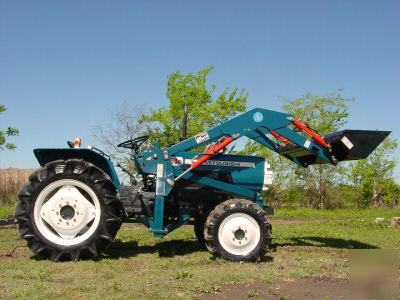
[199,277,351,300]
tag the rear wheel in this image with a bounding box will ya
[204,199,272,261]
[14,159,122,261]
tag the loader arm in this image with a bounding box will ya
[167,107,390,168]
[156,107,390,202]
[168,108,332,168]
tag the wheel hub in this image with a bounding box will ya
[233,228,246,240]
[218,213,261,256]
[60,205,75,220]
[35,181,100,244]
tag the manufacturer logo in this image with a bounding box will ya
[253,112,263,122]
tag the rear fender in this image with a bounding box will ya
[33,148,120,188]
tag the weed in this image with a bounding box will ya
[247,288,261,298]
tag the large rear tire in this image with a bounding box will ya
[14,159,122,261]
[204,199,272,261]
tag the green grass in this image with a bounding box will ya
[0,208,399,299]
[0,205,14,219]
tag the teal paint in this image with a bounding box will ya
[149,196,166,236]
[107,160,120,188]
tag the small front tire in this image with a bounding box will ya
[204,199,272,261]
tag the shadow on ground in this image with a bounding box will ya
[104,239,275,262]
[103,239,204,259]
[101,235,377,260]
[27,236,377,261]
[272,236,378,250]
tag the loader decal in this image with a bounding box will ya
[253,112,264,122]
[195,131,209,144]
[341,136,354,149]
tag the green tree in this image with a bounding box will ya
[349,138,399,207]
[141,67,248,147]
[0,104,19,151]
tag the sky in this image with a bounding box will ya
[0,1,399,178]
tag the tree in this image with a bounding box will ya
[0,104,19,151]
[141,67,248,147]
[93,101,147,168]
[349,138,399,207]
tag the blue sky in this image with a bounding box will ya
[1,1,399,177]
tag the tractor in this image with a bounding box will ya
[14,108,389,261]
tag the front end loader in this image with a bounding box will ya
[15,108,390,261]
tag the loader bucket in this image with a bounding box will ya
[324,130,391,162]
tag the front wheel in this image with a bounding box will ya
[204,199,272,261]
[14,159,122,261]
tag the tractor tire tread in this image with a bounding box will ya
[204,198,272,261]
[14,159,122,261]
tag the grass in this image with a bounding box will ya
[0,208,399,299]
[0,205,14,219]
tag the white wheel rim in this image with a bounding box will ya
[34,179,101,246]
[218,213,261,256]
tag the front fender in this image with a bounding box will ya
[33,148,120,187]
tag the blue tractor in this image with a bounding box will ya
[15,108,389,261]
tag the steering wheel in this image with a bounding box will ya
[117,135,149,152]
